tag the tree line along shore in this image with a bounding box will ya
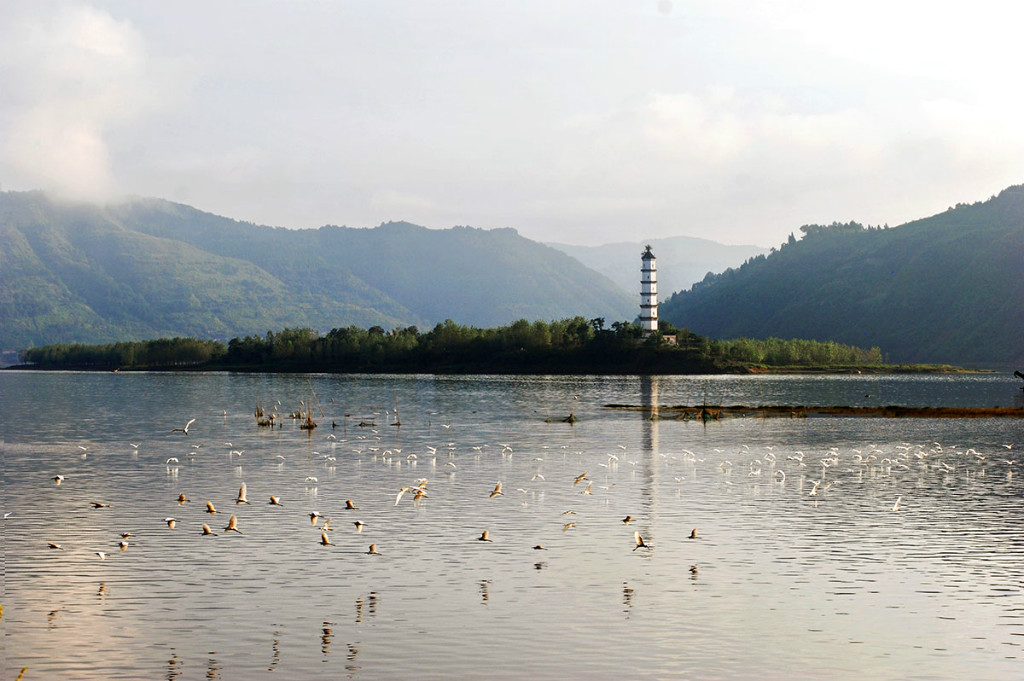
[12,317,968,375]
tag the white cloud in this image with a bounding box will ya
[2,2,1023,247]
[0,3,180,200]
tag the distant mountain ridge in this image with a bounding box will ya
[660,186,1024,366]
[549,236,768,299]
[0,192,636,350]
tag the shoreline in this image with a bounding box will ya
[606,404,1024,418]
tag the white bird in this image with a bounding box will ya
[633,532,651,551]
[201,523,217,536]
[95,551,107,560]
[224,515,243,534]
[319,532,333,546]
[892,496,902,512]
[489,482,504,498]
[171,418,196,434]
[165,517,177,529]
[236,482,250,504]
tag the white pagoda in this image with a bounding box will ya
[640,245,658,336]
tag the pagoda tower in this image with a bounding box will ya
[640,245,658,336]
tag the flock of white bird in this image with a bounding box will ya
[36,408,1019,574]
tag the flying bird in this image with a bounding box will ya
[622,515,634,524]
[53,475,65,485]
[177,493,191,505]
[477,530,493,542]
[171,418,196,434]
[689,528,698,539]
[91,501,111,509]
[201,523,217,536]
[489,482,503,498]
[236,482,250,504]
[573,472,589,486]
[224,515,243,534]
[310,511,322,525]
[345,500,358,510]
[366,544,381,555]
[633,532,651,551]
[118,540,130,552]
[353,520,364,532]
[562,522,577,532]
[205,501,218,514]
[47,542,65,550]
[95,551,107,560]
[165,517,177,530]
[269,496,283,506]
[892,496,902,512]
[319,532,333,546]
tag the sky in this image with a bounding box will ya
[3,1,1024,247]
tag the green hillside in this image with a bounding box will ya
[661,186,1024,366]
[0,192,636,350]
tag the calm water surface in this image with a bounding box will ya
[3,371,1024,680]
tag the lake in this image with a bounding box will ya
[3,371,1024,680]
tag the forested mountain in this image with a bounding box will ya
[661,186,1024,366]
[549,236,767,298]
[0,192,636,350]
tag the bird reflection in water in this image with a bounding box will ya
[345,643,361,675]
[206,653,220,680]
[97,581,107,601]
[322,621,334,658]
[268,629,281,672]
[355,592,378,623]
[479,579,491,604]
[690,564,699,581]
[534,561,546,571]
[622,582,634,618]
[166,649,181,680]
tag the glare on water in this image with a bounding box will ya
[2,371,1023,680]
